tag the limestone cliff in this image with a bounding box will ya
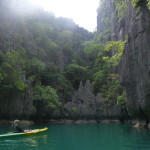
[97,0,150,122]
[0,87,35,119]
[120,1,150,122]
[64,80,126,120]
[64,80,98,119]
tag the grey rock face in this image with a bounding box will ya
[120,3,150,121]
[0,87,35,119]
[97,0,150,122]
[96,93,128,120]
[64,80,126,120]
[97,0,121,42]
[64,80,97,118]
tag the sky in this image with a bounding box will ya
[31,0,99,32]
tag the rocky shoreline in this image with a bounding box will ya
[0,119,148,128]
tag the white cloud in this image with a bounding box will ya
[31,0,99,31]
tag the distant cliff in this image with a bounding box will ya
[0,0,92,120]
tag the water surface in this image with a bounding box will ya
[0,123,150,150]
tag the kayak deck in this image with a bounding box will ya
[25,127,48,135]
[0,127,48,138]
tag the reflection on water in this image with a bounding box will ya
[0,124,150,150]
[0,133,48,150]
[23,134,48,146]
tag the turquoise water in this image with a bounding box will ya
[0,123,150,150]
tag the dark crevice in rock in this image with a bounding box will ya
[139,105,149,126]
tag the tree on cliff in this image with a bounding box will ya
[0,0,93,119]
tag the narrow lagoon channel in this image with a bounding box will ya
[0,123,150,150]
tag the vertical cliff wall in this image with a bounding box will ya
[97,0,150,122]
[97,0,123,42]
[120,0,150,122]
[64,80,127,120]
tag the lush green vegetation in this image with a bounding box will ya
[34,85,62,110]
[147,0,150,8]
[82,40,126,109]
[103,41,125,67]
[112,0,128,22]
[111,0,150,22]
[0,0,127,118]
[93,0,127,111]
[115,0,150,11]
[0,0,92,116]
[113,0,150,11]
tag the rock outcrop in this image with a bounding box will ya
[64,80,127,120]
[96,93,128,120]
[64,80,98,119]
[0,87,35,119]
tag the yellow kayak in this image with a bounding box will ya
[0,127,48,138]
[25,127,48,135]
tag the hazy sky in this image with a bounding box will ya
[31,0,99,32]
